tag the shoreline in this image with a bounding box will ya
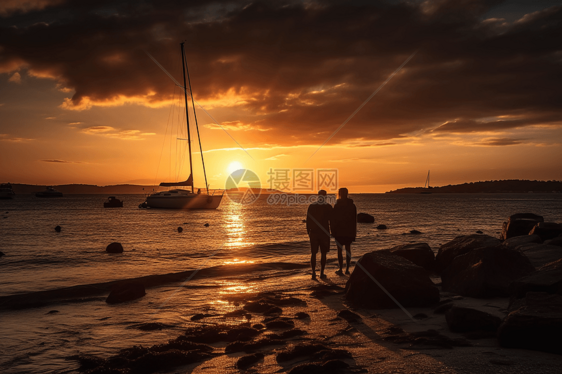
[61,270,562,374]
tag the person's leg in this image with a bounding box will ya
[336,241,343,273]
[345,244,352,274]
[310,234,318,279]
[320,251,327,277]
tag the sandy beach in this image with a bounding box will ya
[50,267,561,374]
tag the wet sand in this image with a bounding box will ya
[65,270,562,373]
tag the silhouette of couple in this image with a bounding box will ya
[306,187,357,280]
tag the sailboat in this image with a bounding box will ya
[420,170,432,194]
[144,43,223,209]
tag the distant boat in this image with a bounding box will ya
[143,42,223,209]
[0,183,15,199]
[420,170,433,194]
[36,186,63,198]
[104,196,123,208]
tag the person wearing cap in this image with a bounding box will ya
[306,189,333,279]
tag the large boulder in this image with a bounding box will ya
[503,234,542,250]
[545,235,562,247]
[435,235,501,273]
[387,243,435,272]
[357,213,375,223]
[510,259,562,299]
[529,222,562,241]
[345,251,439,309]
[498,292,562,354]
[106,242,124,253]
[517,243,562,268]
[445,306,502,333]
[106,282,146,304]
[441,246,534,298]
[500,213,544,240]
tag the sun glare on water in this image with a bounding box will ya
[227,161,244,174]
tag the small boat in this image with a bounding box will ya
[36,186,63,198]
[104,196,123,208]
[420,170,433,194]
[0,183,15,199]
[143,43,223,210]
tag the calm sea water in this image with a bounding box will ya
[1,193,561,373]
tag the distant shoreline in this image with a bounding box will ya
[3,179,562,195]
[386,180,562,194]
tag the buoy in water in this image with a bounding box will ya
[55,225,61,232]
[204,223,210,227]
[177,227,183,233]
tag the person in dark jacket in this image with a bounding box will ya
[306,190,333,279]
[331,187,357,275]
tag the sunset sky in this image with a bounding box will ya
[1,0,561,192]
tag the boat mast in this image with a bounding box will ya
[184,49,209,195]
[180,42,194,194]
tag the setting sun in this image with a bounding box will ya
[227,161,244,174]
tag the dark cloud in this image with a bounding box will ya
[479,137,525,146]
[41,159,79,163]
[1,0,561,146]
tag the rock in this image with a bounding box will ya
[276,343,332,362]
[337,309,361,322]
[501,213,544,240]
[545,235,562,247]
[529,222,562,241]
[476,230,483,234]
[517,243,562,268]
[435,234,502,273]
[445,306,502,333]
[106,282,146,304]
[244,301,277,314]
[191,313,212,321]
[0,251,5,257]
[236,353,264,370]
[204,223,210,227]
[387,243,435,272]
[441,246,534,297]
[498,292,562,354]
[106,242,124,253]
[177,227,183,233]
[434,303,454,314]
[345,251,439,309]
[410,229,422,234]
[252,323,265,330]
[295,312,310,319]
[46,310,59,314]
[226,337,286,353]
[357,212,375,223]
[184,325,260,344]
[265,319,295,329]
[264,306,283,315]
[503,234,542,249]
[55,225,61,232]
[376,224,387,230]
[510,258,562,299]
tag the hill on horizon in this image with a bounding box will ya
[386,179,562,194]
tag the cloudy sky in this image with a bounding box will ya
[1,0,561,192]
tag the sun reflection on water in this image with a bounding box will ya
[223,203,255,249]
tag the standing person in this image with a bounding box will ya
[306,190,332,279]
[331,187,357,275]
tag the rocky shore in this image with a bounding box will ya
[59,212,562,373]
